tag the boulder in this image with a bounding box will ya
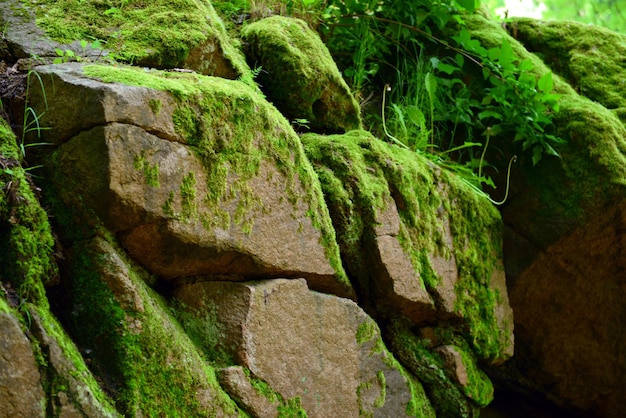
[465,14,626,418]
[242,16,362,133]
[0,0,248,77]
[64,236,243,417]
[0,300,46,418]
[173,278,435,418]
[28,63,352,298]
[303,131,514,364]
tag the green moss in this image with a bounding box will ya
[0,118,57,307]
[180,171,197,222]
[31,304,120,416]
[374,371,386,408]
[67,237,242,416]
[148,98,162,115]
[509,18,626,109]
[355,316,436,417]
[133,152,160,188]
[83,64,351,294]
[241,16,361,133]
[162,191,175,217]
[277,396,308,418]
[22,0,249,76]
[388,320,477,418]
[457,348,493,407]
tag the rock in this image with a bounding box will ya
[303,131,513,364]
[27,305,120,418]
[217,366,279,418]
[466,14,626,418]
[242,16,361,133]
[0,0,248,77]
[29,63,352,299]
[173,278,433,417]
[65,236,243,417]
[0,301,46,418]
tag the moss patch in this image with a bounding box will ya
[509,18,626,110]
[82,63,350,293]
[21,0,249,76]
[0,118,57,307]
[66,236,242,416]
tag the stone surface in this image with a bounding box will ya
[27,307,120,418]
[217,366,279,418]
[174,278,430,418]
[303,131,513,363]
[0,0,247,77]
[65,236,243,417]
[508,200,626,418]
[0,306,46,418]
[242,16,361,133]
[31,63,352,298]
[466,14,626,417]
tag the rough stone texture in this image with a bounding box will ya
[0,307,46,418]
[174,278,429,418]
[0,1,104,62]
[242,16,361,133]
[27,307,120,418]
[466,14,626,417]
[30,63,352,299]
[217,366,279,418]
[303,131,513,362]
[65,236,242,417]
[508,200,626,418]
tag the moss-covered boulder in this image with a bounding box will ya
[464,13,626,418]
[242,16,362,133]
[303,130,513,417]
[509,18,626,110]
[63,235,244,416]
[0,0,248,77]
[1,119,120,417]
[27,63,353,299]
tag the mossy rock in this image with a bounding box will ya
[64,235,243,417]
[508,18,626,110]
[241,16,362,133]
[7,0,249,77]
[303,130,513,364]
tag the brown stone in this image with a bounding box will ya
[217,366,279,418]
[509,201,626,418]
[174,278,423,417]
[0,310,46,418]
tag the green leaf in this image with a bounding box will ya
[454,0,477,12]
[532,145,543,166]
[518,59,534,71]
[405,106,425,127]
[538,72,554,93]
[435,62,459,75]
[425,72,437,97]
[478,110,503,120]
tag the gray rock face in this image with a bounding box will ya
[0,308,46,418]
[173,278,430,418]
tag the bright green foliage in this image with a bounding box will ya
[320,0,564,196]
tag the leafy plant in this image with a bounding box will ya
[320,0,563,203]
